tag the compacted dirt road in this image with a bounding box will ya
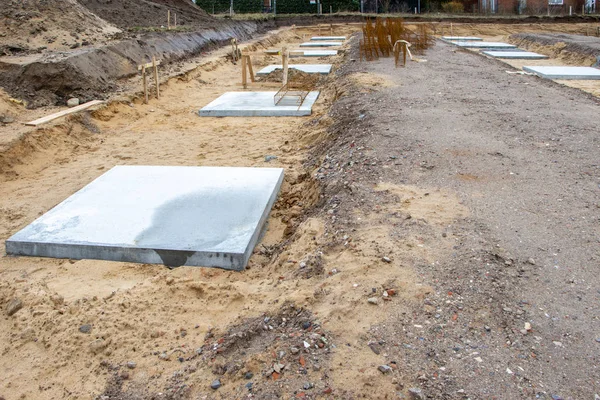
[319,38,600,398]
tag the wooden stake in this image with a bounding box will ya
[167,10,171,30]
[152,56,160,99]
[403,43,407,66]
[174,13,177,28]
[142,66,148,104]
[246,55,255,82]
[242,54,248,89]
[282,47,289,85]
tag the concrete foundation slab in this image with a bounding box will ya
[299,42,343,47]
[294,50,338,57]
[265,49,338,57]
[6,166,285,270]
[256,64,332,75]
[522,66,600,80]
[452,41,517,49]
[442,36,482,41]
[482,50,548,59]
[198,91,320,117]
[311,36,346,41]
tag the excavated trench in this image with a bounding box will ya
[0,20,273,108]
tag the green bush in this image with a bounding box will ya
[441,1,464,12]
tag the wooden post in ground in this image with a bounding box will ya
[402,42,407,66]
[281,47,289,85]
[142,66,148,104]
[152,56,160,99]
[242,54,248,89]
[246,55,255,82]
[174,13,177,28]
[167,10,171,30]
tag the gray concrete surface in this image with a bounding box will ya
[294,50,338,57]
[523,65,600,80]
[311,36,346,41]
[256,64,332,75]
[299,42,342,47]
[482,50,548,59]
[441,36,483,41]
[452,41,518,49]
[6,166,284,270]
[198,91,320,117]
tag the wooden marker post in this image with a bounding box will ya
[167,10,171,30]
[240,53,255,89]
[138,58,161,104]
[282,47,289,85]
[242,55,248,89]
[152,56,160,99]
[174,13,177,28]
[142,66,148,104]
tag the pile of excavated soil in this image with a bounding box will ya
[78,0,219,30]
[0,22,261,108]
[509,32,600,66]
[0,0,121,55]
[256,67,320,83]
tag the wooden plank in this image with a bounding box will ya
[138,60,161,70]
[25,100,104,127]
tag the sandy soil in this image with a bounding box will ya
[1,21,599,400]
[0,0,121,54]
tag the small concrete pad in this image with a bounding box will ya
[311,36,346,41]
[482,50,548,59]
[6,166,285,270]
[294,50,338,57]
[265,49,338,57]
[452,41,517,49]
[299,42,343,47]
[522,66,600,80]
[198,91,320,117]
[442,36,482,41]
[256,64,332,75]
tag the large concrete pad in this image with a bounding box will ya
[6,166,285,270]
[299,42,343,47]
[311,36,346,41]
[198,91,320,117]
[522,66,600,80]
[452,41,517,49]
[482,50,548,59]
[256,64,332,75]
[441,36,482,41]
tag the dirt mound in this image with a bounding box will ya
[257,68,321,83]
[78,0,218,29]
[0,22,260,108]
[0,0,121,55]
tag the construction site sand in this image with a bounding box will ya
[1,22,599,398]
[0,25,404,399]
